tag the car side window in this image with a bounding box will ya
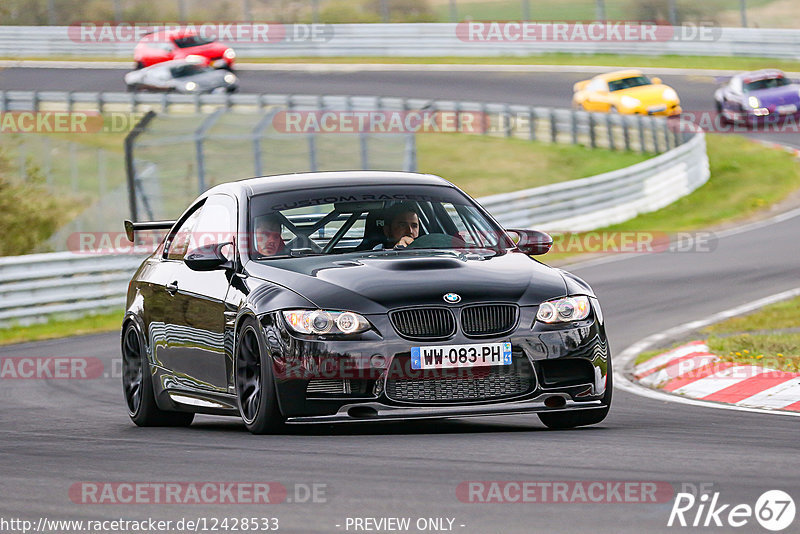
[187,195,237,256]
[164,206,204,261]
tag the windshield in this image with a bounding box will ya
[248,184,514,260]
[744,77,791,92]
[173,35,216,48]
[170,63,212,77]
[608,76,651,92]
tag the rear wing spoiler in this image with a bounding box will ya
[124,219,176,242]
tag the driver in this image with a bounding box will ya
[377,204,420,249]
[253,214,287,256]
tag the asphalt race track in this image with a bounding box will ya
[1,65,800,533]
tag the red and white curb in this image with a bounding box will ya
[615,286,800,417]
[632,341,800,413]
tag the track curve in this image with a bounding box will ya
[1,65,800,534]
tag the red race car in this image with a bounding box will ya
[133,28,236,70]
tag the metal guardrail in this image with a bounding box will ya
[0,24,799,58]
[0,252,146,326]
[0,90,682,155]
[0,126,708,327]
[482,131,709,231]
[0,87,707,325]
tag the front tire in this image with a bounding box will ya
[122,321,194,427]
[538,362,612,429]
[235,318,284,434]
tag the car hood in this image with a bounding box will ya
[244,249,568,314]
[749,85,800,106]
[613,84,676,104]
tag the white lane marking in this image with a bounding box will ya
[671,365,767,398]
[1,59,798,77]
[632,341,708,377]
[736,377,800,410]
[614,286,800,418]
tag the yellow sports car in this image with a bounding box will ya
[572,70,681,116]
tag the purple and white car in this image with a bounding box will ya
[714,69,800,123]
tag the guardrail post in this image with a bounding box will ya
[651,117,660,153]
[404,133,417,172]
[637,115,647,153]
[605,113,615,151]
[161,92,169,113]
[663,120,672,150]
[550,109,557,143]
[194,93,201,114]
[308,134,318,171]
[570,110,578,145]
[622,116,631,151]
[481,103,489,135]
[503,104,512,137]
[97,92,104,114]
[360,133,369,169]
[588,112,597,149]
[32,91,39,112]
[528,107,536,141]
[67,91,74,113]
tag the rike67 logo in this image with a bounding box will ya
[668,489,795,531]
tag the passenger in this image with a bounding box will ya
[253,214,287,256]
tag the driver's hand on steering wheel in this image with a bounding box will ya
[394,235,415,249]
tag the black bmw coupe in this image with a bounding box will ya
[122,171,611,434]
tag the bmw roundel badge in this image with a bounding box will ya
[443,292,461,304]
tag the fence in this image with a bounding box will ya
[1,24,800,58]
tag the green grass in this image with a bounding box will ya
[703,296,800,334]
[5,53,800,72]
[0,309,123,346]
[708,333,800,373]
[545,134,800,263]
[416,132,650,197]
[635,296,800,369]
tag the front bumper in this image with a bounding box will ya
[261,303,611,421]
[285,394,605,424]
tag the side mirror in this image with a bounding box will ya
[185,242,233,271]
[651,77,662,84]
[507,229,553,256]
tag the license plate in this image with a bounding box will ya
[211,59,227,68]
[411,342,512,370]
[778,104,797,115]
[648,105,667,113]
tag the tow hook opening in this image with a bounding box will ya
[347,406,379,419]
[544,396,567,409]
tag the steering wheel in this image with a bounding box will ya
[405,233,468,249]
[286,234,323,253]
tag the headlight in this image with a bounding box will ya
[620,95,641,109]
[185,54,204,64]
[184,81,198,92]
[536,296,591,324]
[282,310,371,335]
[662,88,679,101]
[223,48,236,60]
[748,96,760,108]
[224,73,237,84]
